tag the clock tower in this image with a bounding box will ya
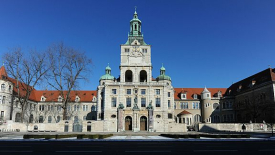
[120,9,152,83]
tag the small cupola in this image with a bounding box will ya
[100,63,115,81]
[156,64,171,81]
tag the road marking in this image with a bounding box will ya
[56,151,102,153]
[66,146,103,147]
[125,151,171,153]
[194,150,238,152]
[0,151,33,153]
[0,146,31,147]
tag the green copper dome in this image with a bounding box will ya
[157,74,171,81]
[157,64,171,81]
[160,64,165,71]
[100,64,115,80]
[105,63,111,70]
[125,8,147,45]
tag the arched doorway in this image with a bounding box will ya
[125,116,132,131]
[125,70,133,82]
[139,70,147,82]
[140,116,147,131]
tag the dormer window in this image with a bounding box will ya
[41,96,46,102]
[58,96,63,102]
[75,96,80,102]
[251,80,256,87]
[181,93,186,100]
[193,94,197,99]
[92,96,97,102]
[237,85,242,92]
[206,94,210,98]
[218,91,222,98]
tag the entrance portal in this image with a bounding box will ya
[140,116,147,131]
[125,116,132,131]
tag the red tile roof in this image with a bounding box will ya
[174,88,227,100]
[34,90,97,102]
[2,65,97,102]
[0,66,8,80]
[178,110,192,115]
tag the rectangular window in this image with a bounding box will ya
[168,100,171,108]
[168,92,170,97]
[111,97,117,107]
[125,48,130,52]
[112,89,116,94]
[141,98,146,107]
[141,89,146,95]
[155,89,160,95]
[39,105,44,111]
[0,95,2,104]
[57,105,62,111]
[192,102,200,109]
[127,89,131,95]
[142,49,147,53]
[126,97,131,107]
[0,111,4,118]
[1,84,5,91]
[180,102,188,109]
[156,98,161,107]
[67,105,71,111]
[174,102,176,109]
[83,105,88,111]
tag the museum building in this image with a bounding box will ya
[0,10,274,132]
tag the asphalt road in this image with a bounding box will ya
[0,140,275,155]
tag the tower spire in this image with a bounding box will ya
[125,8,146,45]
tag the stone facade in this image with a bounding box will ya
[1,10,275,133]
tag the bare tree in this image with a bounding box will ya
[46,43,92,120]
[3,48,49,122]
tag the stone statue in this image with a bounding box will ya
[146,100,153,110]
[118,103,124,109]
[134,96,137,103]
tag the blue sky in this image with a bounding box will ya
[1,0,275,90]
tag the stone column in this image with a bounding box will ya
[117,109,124,132]
[148,109,154,132]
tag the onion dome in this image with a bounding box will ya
[156,64,171,81]
[100,64,115,80]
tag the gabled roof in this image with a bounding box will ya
[225,68,275,96]
[174,88,227,100]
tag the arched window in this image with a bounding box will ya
[139,70,147,82]
[135,24,137,30]
[125,70,133,82]
[91,105,96,111]
[48,116,52,123]
[194,114,201,123]
[15,113,21,122]
[56,116,60,123]
[39,116,43,123]
[29,114,33,123]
